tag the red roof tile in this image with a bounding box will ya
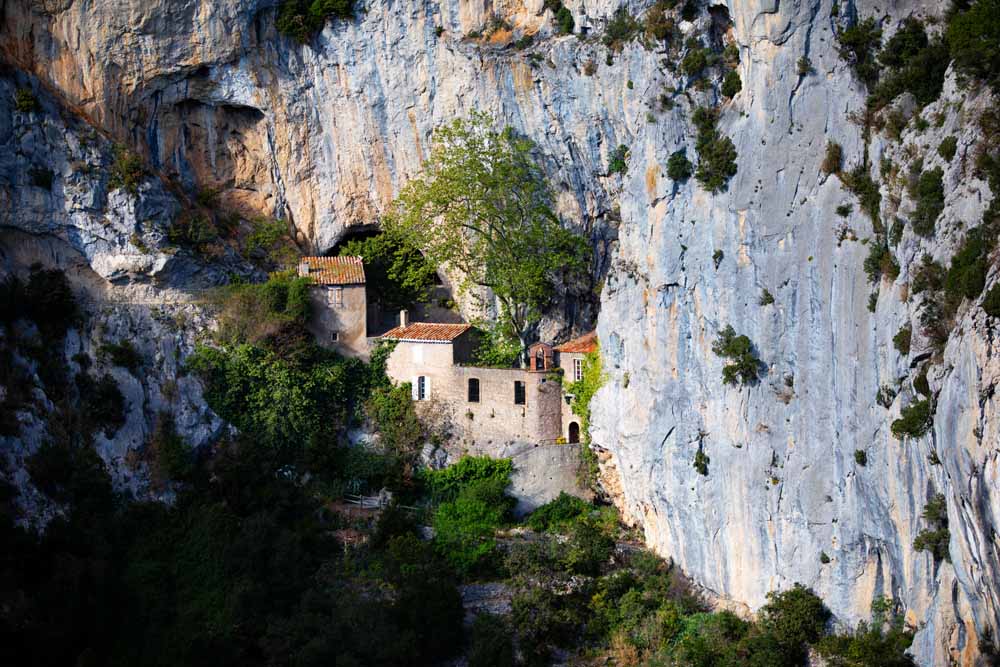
[554,331,598,354]
[299,256,366,285]
[381,323,472,342]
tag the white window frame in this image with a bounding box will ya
[417,375,428,401]
[573,357,583,382]
[329,287,343,307]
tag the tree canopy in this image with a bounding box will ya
[385,112,588,362]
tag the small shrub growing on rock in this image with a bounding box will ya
[836,17,882,88]
[891,399,933,439]
[876,385,897,408]
[602,8,642,52]
[608,144,629,175]
[911,167,945,236]
[275,0,355,43]
[943,227,989,306]
[911,254,944,294]
[693,449,709,476]
[797,56,814,75]
[555,5,575,35]
[108,144,145,195]
[836,203,852,217]
[820,551,831,564]
[99,340,142,373]
[712,249,724,268]
[822,141,843,175]
[667,149,693,181]
[14,88,39,113]
[681,46,710,77]
[863,242,899,284]
[692,106,738,193]
[712,325,762,386]
[841,164,881,222]
[892,325,911,356]
[983,284,1000,317]
[913,493,950,563]
[854,450,867,466]
[721,69,742,98]
[938,136,958,162]
[759,288,774,306]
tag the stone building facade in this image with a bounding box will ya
[554,332,598,444]
[381,314,593,446]
[298,256,368,357]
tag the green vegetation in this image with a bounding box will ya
[815,598,916,666]
[943,227,989,305]
[432,466,513,575]
[526,492,590,532]
[275,0,355,43]
[983,283,1000,317]
[721,69,742,97]
[565,346,605,487]
[892,325,911,356]
[877,384,897,409]
[759,288,775,306]
[946,0,1000,92]
[543,0,575,34]
[713,249,724,268]
[911,167,945,236]
[210,269,312,350]
[602,7,642,52]
[798,56,814,75]
[667,149,693,181]
[841,164,881,223]
[693,448,710,476]
[854,450,868,466]
[692,106,739,193]
[871,18,949,111]
[681,43,711,77]
[245,216,298,267]
[822,141,843,175]
[913,493,951,563]
[643,0,677,42]
[99,340,142,373]
[891,399,934,439]
[938,135,958,162]
[108,144,145,195]
[338,232,436,309]
[608,144,629,175]
[863,241,899,284]
[386,113,588,362]
[712,325,762,386]
[836,203,852,217]
[14,87,39,113]
[837,17,882,88]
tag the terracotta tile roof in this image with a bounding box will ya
[381,322,472,342]
[554,331,598,354]
[299,256,366,285]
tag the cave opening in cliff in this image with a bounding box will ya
[324,226,458,335]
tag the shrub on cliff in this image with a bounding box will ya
[892,325,911,356]
[14,88,39,113]
[692,106,738,193]
[913,493,951,563]
[938,135,958,162]
[822,141,843,175]
[712,325,762,386]
[837,17,882,88]
[983,283,1000,317]
[911,167,945,236]
[276,0,355,43]
[721,69,742,98]
[108,144,145,195]
[890,399,933,439]
[667,149,693,181]
[946,0,1000,92]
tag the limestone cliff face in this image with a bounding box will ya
[2,0,998,664]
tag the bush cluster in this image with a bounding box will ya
[275,0,355,43]
[911,167,945,236]
[712,325,762,386]
[608,144,629,175]
[913,493,951,563]
[108,144,145,195]
[891,399,934,439]
[667,149,693,181]
[692,106,738,193]
[14,87,39,113]
[602,8,642,52]
[99,340,143,373]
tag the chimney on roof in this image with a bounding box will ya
[298,260,310,278]
[399,309,409,328]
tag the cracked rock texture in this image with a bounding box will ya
[2,0,998,664]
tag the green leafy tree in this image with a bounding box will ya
[947,0,1000,92]
[339,232,436,309]
[386,112,588,363]
[667,149,694,181]
[712,325,762,386]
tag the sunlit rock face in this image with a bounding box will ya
[2,0,998,663]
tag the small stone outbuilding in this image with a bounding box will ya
[298,256,368,357]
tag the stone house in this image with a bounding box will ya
[298,256,368,357]
[553,331,598,444]
[380,312,590,446]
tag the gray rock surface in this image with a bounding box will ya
[1,0,997,663]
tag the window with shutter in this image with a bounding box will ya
[514,380,525,405]
[417,376,427,401]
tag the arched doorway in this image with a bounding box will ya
[568,421,580,444]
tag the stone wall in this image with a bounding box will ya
[307,284,367,357]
